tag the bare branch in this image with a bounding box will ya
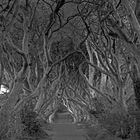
[5,0,21,32]
[5,33,29,81]
[28,0,40,29]
[0,0,12,14]
[42,0,53,12]
[51,13,79,34]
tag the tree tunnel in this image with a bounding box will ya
[0,1,140,139]
[35,82,92,124]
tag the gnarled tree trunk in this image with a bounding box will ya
[0,53,28,138]
[131,63,140,138]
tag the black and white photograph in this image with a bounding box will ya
[0,0,140,140]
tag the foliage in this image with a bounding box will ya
[7,112,24,140]
[97,108,135,139]
[20,98,48,138]
[88,96,136,139]
[86,124,123,140]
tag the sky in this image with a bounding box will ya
[0,85,9,94]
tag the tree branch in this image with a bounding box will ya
[79,61,117,104]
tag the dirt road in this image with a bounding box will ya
[51,112,87,140]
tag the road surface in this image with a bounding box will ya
[51,112,87,140]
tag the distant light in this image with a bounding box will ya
[0,85,9,94]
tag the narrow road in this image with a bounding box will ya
[51,112,87,140]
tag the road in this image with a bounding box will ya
[51,112,87,140]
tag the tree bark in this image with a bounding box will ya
[133,79,140,137]
[130,62,140,138]
[133,79,140,109]
[117,83,128,112]
[122,0,140,39]
[135,0,140,24]
[85,40,95,97]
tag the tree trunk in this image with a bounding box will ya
[133,79,140,109]
[131,62,140,138]
[120,2,140,136]
[100,73,107,92]
[34,92,45,113]
[85,40,95,97]
[113,82,128,115]
[122,0,140,39]
[133,79,140,137]
[135,0,140,24]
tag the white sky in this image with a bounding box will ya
[0,85,9,94]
